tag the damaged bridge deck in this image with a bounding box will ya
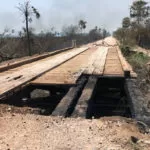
[0,37,137,101]
[1,37,150,125]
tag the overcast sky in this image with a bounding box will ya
[0,0,134,34]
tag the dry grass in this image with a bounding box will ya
[0,36,72,62]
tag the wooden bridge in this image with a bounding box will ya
[0,37,137,100]
[1,37,150,125]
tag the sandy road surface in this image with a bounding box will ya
[0,113,150,150]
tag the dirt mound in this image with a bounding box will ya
[0,113,150,150]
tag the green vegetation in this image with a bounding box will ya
[121,45,150,91]
[78,20,87,34]
[127,52,149,68]
[114,0,150,77]
[120,45,150,69]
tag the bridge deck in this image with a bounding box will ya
[31,46,134,86]
[31,47,97,86]
[0,39,137,100]
[0,47,88,99]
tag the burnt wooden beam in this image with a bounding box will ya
[52,76,87,117]
[125,79,150,125]
[72,76,98,118]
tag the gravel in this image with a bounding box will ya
[0,113,150,150]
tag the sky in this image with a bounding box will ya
[0,0,135,34]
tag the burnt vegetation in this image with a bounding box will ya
[0,1,110,62]
[114,0,150,95]
[114,0,150,48]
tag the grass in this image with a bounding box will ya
[121,45,150,69]
[127,52,150,68]
[121,45,150,92]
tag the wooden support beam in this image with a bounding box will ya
[125,79,150,125]
[72,76,98,118]
[52,77,87,117]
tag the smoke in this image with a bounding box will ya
[0,0,132,34]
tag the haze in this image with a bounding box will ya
[0,0,133,34]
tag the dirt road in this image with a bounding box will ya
[0,113,150,150]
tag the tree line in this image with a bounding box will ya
[0,1,110,60]
[114,0,150,48]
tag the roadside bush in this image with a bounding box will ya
[127,52,150,69]
[120,45,150,68]
[120,45,131,56]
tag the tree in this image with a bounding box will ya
[88,26,102,41]
[113,28,125,43]
[17,1,40,56]
[62,25,79,39]
[78,20,87,34]
[130,0,150,46]
[102,29,110,38]
[130,0,150,25]
[122,17,131,28]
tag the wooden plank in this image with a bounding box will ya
[116,46,137,78]
[72,76,97,118]
[52,77,87,117]
[0,47,73,72]
[103,48,124,77]
[93,47,108,75]
[83,47,108,75]
[31,48,97,85]
[83,48,99,74]
[0,47,88,99]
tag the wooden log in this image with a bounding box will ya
[72,76,98,118]
[0,47,89,99]
[0,47,73,72]
[52,77,87,117]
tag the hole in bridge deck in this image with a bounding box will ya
[86,78,132,119]
[1,87,69,116]
[1,78,132,118]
